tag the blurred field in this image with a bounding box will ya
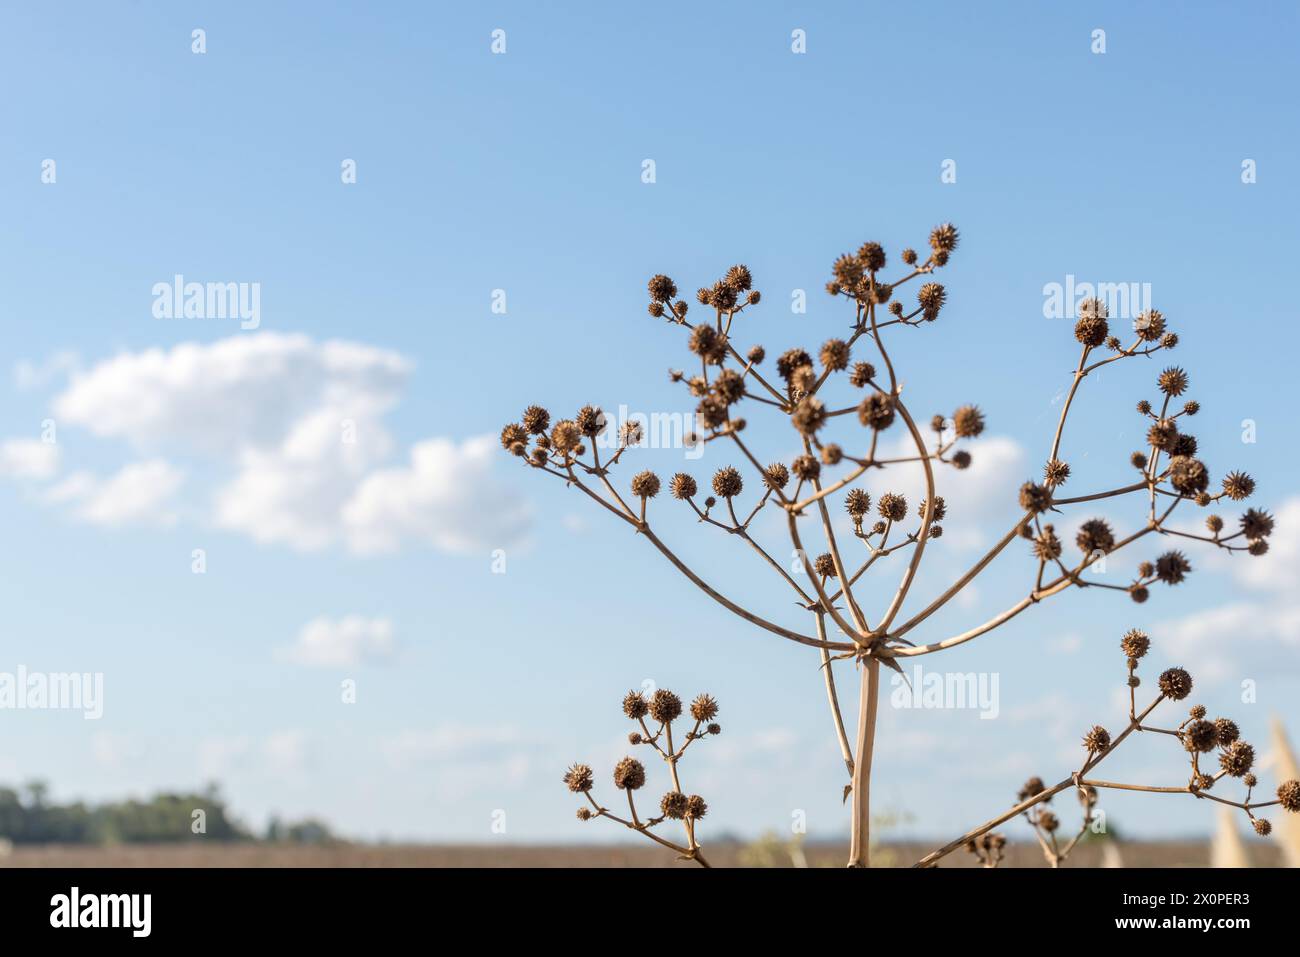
[0,840,1284,867]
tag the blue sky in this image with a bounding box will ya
[1,1,1297,848]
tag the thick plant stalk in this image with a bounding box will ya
[847,658,880,867]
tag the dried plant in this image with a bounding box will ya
[564,689,720,867]
[931,630,1300,867]
[501,225,1276,866]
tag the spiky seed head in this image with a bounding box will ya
[669,473,698,500]
[1019,482,1052,514]
[1206,514,1224,534]
[649,689,682,723]
[575,406,605,438]
[849,362,876,387]
[791,397,828,435]
[1171,433,1199,458]
[631,471,661,499]
[1189,705,1207,719]
[1254,818,1272,836]
[1158,367,1189,396]
[747,344,766,364]
[917,282,946,319]
[1249,539,1269,556]
[724,264,752,292]
[660,791,689,820]
[564,763,594,792]
[576,807,593,821]
[551,420,582,453]
[1075,316,1109,347]
[814,553,837,578]
[1158,667,1193,701]
[712,466,743,498]
[623,690,649,719]
[1131,451,1150,469]
[820,443,843,466]
[1130,585,1150,603]
[1033,525,1062,561]
[709,281,738,311]
[878,493,908,522]
[1244,773,1258,788]
[685,795,708,819]
[952,405,985,438]
[501,423,528,452]
[1043,459,1070,487]
[1219,741,1255,777]
[1121,629,1150,659]
[952,450,972,470]
[1134,309,1166,341]
[1221,471,1255,501]
[1018,777,1048,802]
[613,757,646,791]
[1147,419,1179,452]
[929,222,959,253]
[1278,780,1300,812]
[648,274,677,303]
[1083,725,1111,752]
[791,454,820,481]
[919,496,947,520]
[707,723,721,735]
[521,406,551,435]
[1168,456,1210,497]
[1215,718,1240,746]
[901,247,918,265]
[857,242,886,272]
[1039,810,1060,833]
[764,462,790,490]
[1137,399,1153,415]
[1240,508,1274,541]
[649,302,665,317]
[845,489,871,518]
[775,348,813,381]
[673,300,688,318]
[858,393,896,431]
[820,338,851,371]
[1184,719,1218,753]
[1076,518,1115,555]
[690,694,719,722]
[1155,550,1192,584]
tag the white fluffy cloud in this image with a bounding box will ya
[1156,495,1300,683]
[44,460,184,527]
[280,616,397,668]
[34,333,530,554]
[342,436,532,555]
[0,438,60,479]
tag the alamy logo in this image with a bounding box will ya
[152,274,261,329]
[1042,274,1152,321]
[50,887,151,937]
[0,665,103,719]
[889,665,999,719]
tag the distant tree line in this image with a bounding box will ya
[0,781,336,845]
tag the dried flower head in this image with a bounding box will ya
[791,454,820,481]
[820,338,851,371]
[858,393,896,431]
[1214,718,1240,746]
[660,791,689,820]
[814,553,838,578]
[1278,780,1300,812]
[929,223,959,253]
[1155,550,1191,585]
[1184,719,1218,753]
[648,274,677,303]
[576,405,605,438]
[685,795,708,819]
[848,361,876,387]
[1121,629,1150,659]
[576,807,593,821]
[622,690,649,720]
[792,397,828,435]
[613,757,646,791]
[690,694,719,722]
[1018,482,1051,514]
[724,264,752,292]
[919,496,947,521]
[649,688,683,723]
[1240,508,1274,541]
[1033,525,1062,561]
[1254,818,1272,836]
[1082,725,1111,752]
[1018,777,1048,802]
[1076,518,1115,555]
[1158,667,1193,701]
[631,470,661,499]
[1043,459,1070,487]
[564,763,594,792]
[669,473,698,500]
[1038,810,1060,833]
[1221,471,1255,501]
[1219,741,1255,778]
[952,405,985,438]
[1157,367,1189,397]
[878,493,908,523]
[712,466,743,499]
[845,488,871,518]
